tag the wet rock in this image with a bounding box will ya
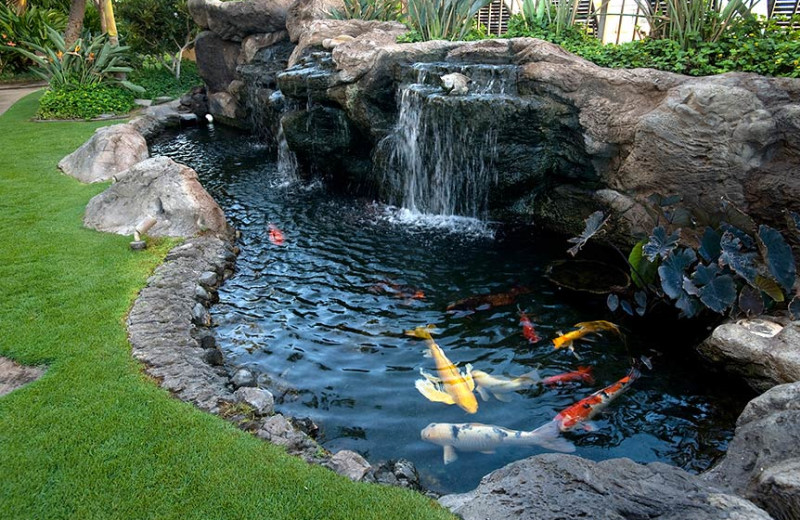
[366,459,422,490]
[194,284,211,302]
[195,31,242,93]
[256,413,321,459]
[202,348,224,366]
[234,386,275,416]
[58,124,148,183]
[198,270,218,288]
[199,334,216,350]
[441,72,470,95]
[697,319,800,392]
[83,156,229,238]
[192,303,211,326]
[439,454,771,520]
[188,0,292,42]
[241,31,290,64]
[704,381,800,519]
[231,368,257,388]
[328,450,371,481]
[289,416,319,439]
[207,91,246,127]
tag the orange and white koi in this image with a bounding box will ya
[421,421,576,464]
[519,310,540,343]
[541,366,595,386]
[471,369,540,402]
[268,224,285,246]
[552,320,621,354]
[406,326,479,414]
[530,366,640,446]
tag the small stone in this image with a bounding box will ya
[231,368,256,388]
[198,270,218,288]
[192,302,211,327]
[289,417,319,439]
[199,334,216,349]
[129,240,147,250]
[441,72,470,96]
[329,450,371,481]
[134,98,153,107]
[179,113,199,124]
[202,348,224,366]
[195,285,211,301]
[155,96,173,105]
[234,386,275,416]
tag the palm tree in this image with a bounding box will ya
[64,0,86,47]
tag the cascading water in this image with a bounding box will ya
[378,63,519,219]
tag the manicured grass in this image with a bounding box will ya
[0,93,455,520]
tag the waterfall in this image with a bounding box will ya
[377,63,518,220]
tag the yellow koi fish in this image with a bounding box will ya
[552,320,621,356]
[406,326,479,414]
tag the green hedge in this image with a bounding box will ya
[37,84,135,120]
[128,59,201,100]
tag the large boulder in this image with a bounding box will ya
[286,0,345,43]
[697,318,800,392]
[287,19,405,67]
[195,30,242,93]
[83,156,229,238]
[439,454,771,520]
[188,0,292,41]
[58,124,148,183]
[705,381,800,520]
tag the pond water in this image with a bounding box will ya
[151,125,752,494]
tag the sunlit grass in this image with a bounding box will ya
[0,92,454,520]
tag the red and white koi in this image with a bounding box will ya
[268,223,285,246]
[519,309,540,343]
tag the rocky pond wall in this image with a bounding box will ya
[56,0,800,517]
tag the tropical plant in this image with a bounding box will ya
[330,0,404,22]
[633,0,758,50]
[4,26,142,90]
[568,196,800,320]
[37,81,135,118]
[116,0,197,79]
[406,0,492,40]
[0,3,66,74]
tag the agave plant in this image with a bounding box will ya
[633,0,758,50]
[330,0,405,22]
[518,0,605,37]
[407,0,492,40]
[3,25,142,91]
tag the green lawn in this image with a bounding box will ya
[0,93,454,520]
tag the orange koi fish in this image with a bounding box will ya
[531,367,640,448]
[446,286,531,313]
[541,366,595,386]
[519,309,540,343]
[268,224,285,246]
[406,326,478,414]
[552,320,621,355]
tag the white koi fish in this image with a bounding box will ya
[470,369,540,402]
[421,422,576,464]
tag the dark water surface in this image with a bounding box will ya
[151,126,752,494]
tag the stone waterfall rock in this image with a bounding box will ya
[188,0,292,42]
[697,319,800,393]
[58,124,148,183]
[286,0,345,43]
[195,30,242,93]
[83,156,229,238]
[704,381,800,520]
[287,19,405,67]
[438,454,771,520]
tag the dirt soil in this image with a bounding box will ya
[0,357,45,397]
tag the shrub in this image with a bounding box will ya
[6,26,143,91]
[0,4,66,75]
[128,58,200,99]
[406,0,492,41]
[330,0,404,22]
[37,83,135,119]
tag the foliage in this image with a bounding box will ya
[0,92,457,520]
[567,197,800,320]
[0,3,66,74]
[514,0,602,39]
[3,26,143,91]
[330,0,404,22]
[116,0,197,79]
[633,0,756,51]
[36,82,134,119]
[406,0,492,41]
[128,58,200,100]
[567,210,608,256]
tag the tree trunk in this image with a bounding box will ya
[64,0,87,49]
[102,0,118,46]
[95,0,107,34]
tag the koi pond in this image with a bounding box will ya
[151,125,752,494]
